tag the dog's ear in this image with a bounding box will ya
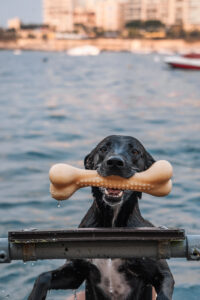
[84,151,95,170]
[144,151,155,170]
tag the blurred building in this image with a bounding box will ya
[7,18,21,30]
[74,6,95,29]
[169,0,188,26]
[95,0,124,32]
[42,0,200,34]
[124,0,161,23]
[166,0,200,29]
[43,0,75,32]
[124,0,200,30]
[186,0,200,29]
[84,0,97,10]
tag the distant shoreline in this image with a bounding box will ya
[1,38,200,53]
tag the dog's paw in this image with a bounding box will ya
[156,292,171,300]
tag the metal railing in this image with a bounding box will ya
[0,228,200,263]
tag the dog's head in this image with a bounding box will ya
[84,135,155,206]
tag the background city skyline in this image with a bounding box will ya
[0,0,124,28]
[0,0,98,27]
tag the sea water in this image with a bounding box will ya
[0,50,200,299]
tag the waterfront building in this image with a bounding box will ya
[170,0,188,26]
[124,0,173,24]
[74,6,96,29]
[43,0,75,32]
[7,18,21,30]
[124,0,146,22]
[158,0,170,25]
[186,0,200,29]
[85,0,97,10]
[166,0,200,29]
[42,0,200,33]
[124,0,200,30]
[124,0,176,25]
[95,0,124,32]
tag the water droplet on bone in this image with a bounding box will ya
[57,201,61,208]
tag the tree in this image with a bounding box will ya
[144,20,164,29]
[125,20,143,29]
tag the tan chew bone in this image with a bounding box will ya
[49,160,173,200]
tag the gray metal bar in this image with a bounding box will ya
[8,227,186,243]
[0,230,200,263]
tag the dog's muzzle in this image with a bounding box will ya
[100,187,124,206]
[98,155,135,179]
[97,155,135,205]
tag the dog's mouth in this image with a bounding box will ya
[101,187,124,206]
[105,188,123,198]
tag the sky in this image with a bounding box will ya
[0,0,42,27]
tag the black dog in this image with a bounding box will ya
[28,135,174,300]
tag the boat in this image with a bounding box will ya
[164,55,200,70]
[182,52,200,59]
[13,49,22,55]
[67,45,100,56]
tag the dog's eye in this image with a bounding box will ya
[99,146,107,153]
[132,149,139,155]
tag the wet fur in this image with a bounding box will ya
[28,135,174,300]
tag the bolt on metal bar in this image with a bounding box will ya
[0,228,200,263]
[0,238,11,263]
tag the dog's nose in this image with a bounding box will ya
[106,156,125,168]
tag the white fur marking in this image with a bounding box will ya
[92,259,131,300]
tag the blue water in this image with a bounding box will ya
[0,50,200,299]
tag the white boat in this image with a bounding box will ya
[164,55,200,70]
[67,45,100,56]
[13,49,22,55]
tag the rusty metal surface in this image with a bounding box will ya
[22,243,36,261]
[158,241,171,259]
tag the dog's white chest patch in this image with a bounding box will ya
[91,258,131,299]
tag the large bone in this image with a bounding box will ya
[49,160,173,200]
